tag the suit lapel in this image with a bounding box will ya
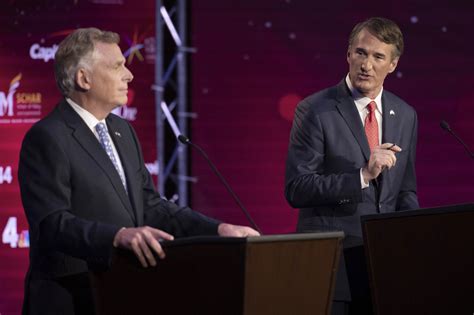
[379,93,401,202]
[381,93,399,144]
[59,101,136,224]
[335,81,371,161]
[334,83,402,202]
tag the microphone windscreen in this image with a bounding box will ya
[440,120,451,132]
[178,135,190,144]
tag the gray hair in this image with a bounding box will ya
[54,27,120,96]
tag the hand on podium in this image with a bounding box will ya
[112,223,259,268]
[217,223,260,237]
[113,226,174,268]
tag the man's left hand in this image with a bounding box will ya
[218,223,260,237]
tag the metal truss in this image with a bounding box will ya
[154,0,194,206]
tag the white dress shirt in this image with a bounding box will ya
[66,98,127,183]
[345,75,384,189]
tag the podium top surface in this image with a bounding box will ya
[161,231,344,248]
[361,203,473,223]
[247,231,344,243]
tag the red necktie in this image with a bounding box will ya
[365,101,379,151]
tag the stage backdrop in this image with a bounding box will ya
[1,0,474,314]
[190,0,474,234]
[0,1,157,313]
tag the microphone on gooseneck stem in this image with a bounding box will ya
[177,135,262,234]
[440,120,474,159]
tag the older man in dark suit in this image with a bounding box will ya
[19,27,259,315]
[285,17,419,315]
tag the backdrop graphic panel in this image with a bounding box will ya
[190,1,474,234]
[1,1,474,314]
[0,1,157,313]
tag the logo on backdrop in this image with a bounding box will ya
[0,73,20,117]
[0,166,13,185]
[123,27,155,64]
[145,160,158,176]
[29,28,155,64]
[112,88,138,121]
[2,217,29,249]
[29,43,59,62]
[29,30,73,63]
[0,73,43,124]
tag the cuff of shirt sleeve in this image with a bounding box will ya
[360,168,369,189]
[113,227,126,248]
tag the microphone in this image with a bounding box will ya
[177,134,262,234]
[177,135,190,144]
[440,120,474,159]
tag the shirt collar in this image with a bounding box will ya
[345,74,383,114]
[66,98,106,131]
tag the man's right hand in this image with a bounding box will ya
[113,226,174,268]
[362,143,402,183]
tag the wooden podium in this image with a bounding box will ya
[91,232,344,315]
[362,203,474,315]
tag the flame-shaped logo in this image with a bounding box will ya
[9,73,22,94]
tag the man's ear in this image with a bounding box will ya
[388,57,399,73]
[75,68,91,91]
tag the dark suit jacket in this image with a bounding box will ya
[19,99,220,314]
[285,80,419,300]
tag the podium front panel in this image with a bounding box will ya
[362,204,474,315]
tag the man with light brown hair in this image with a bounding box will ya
[285,17,419,315]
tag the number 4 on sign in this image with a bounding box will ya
[0,166,13,184]
[2,217,19,248]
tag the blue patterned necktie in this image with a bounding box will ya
[95,122,127,191]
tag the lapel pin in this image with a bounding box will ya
[114,131,121,137]
[389,110,395,116]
